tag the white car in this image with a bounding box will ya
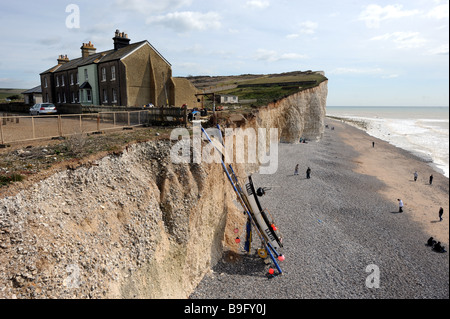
[29,103,58,116]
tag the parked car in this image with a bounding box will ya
[29,103,57,115]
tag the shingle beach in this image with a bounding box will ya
[190,118,449,299]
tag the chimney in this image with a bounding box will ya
[81,41,96,58]
[113,29,130,50]
[57,54,70,64]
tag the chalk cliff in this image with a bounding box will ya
[0,80,327,299]
[247,80,328,143]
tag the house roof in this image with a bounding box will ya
[40,39,171,75]
[79,81,92,89]
[22,85,42,94]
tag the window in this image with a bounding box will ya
[101,67,106,82]
[61,75,65,87]
[103,89,108,103]
[56,76,59,87]
[44,77,48,88]
[70,74,74,85]
[84,69,88,81]
[77,72,79,84]
[57,93,61,103]
[111,66,116,81]
[72,92,76,103]
[63,93,66,103]
[87,89,92,102]
[112,88,117,103]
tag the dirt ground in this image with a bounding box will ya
[0,125,173,198]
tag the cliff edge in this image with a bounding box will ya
[0,80,327,299]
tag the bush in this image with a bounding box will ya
[0,173,24,185]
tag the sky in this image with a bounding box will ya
[0,0,448,106]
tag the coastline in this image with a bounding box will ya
[327,114,449,178]
[332,118,449,246]
[191,117,449,299]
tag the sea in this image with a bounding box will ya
[326,106,449,178]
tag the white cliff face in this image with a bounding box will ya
[252,80,328,143]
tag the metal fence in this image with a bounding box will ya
[0,110,150,144]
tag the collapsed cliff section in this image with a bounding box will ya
[0,80,327,299]
[0,140,244,299]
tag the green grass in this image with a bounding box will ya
[0,88,26,101]
[211,72,327,106]
[0,173,25,186]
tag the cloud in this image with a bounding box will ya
[114,0,192,14]
[359,4,420,28]
[37,36,62,46]
[253,49,307,62]
[286,21,318,38]
[428,43,449,55]
[382,74,399,79]
[427,2,449,19]
[330,67,384,75]
[146,11,221,32]
[371,32,427,49]
[245,0,270,9]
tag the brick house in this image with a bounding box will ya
[40,30,198,108]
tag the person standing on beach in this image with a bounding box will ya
[372,141,375,148]
[294,164,299,175]
[429,174,433,185]
[414,171,418,182]
[306,167,311,179]
[398,199,404,213]
[439,207,444,222]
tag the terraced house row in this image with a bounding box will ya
[40,30,198,108]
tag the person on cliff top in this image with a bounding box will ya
[439,207,444,222]
[414,171,418,182]
[294,164,299,176]
[306,167,311,179]
[429,174,433,185]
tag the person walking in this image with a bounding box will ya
[429,174,433,185]
[439,207,444,222]
[398,199,404,213]
[294,164,299,175]
[414,171,418,182]
[306,167,311,179]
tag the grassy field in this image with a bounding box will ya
[195,71,327,107]
[0,88,25,101]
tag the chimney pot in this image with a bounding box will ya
[57,54,69,64]
[81,41,96,58]
[113,29,131,50]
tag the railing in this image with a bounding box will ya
[0,111,150,144]
[147,107,187,126]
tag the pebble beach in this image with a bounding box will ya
[190,118,449,299]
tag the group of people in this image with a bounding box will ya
[399,170,446,254]
[294,164,311,179]
[426,237,446,253]
[413,170,434,185]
